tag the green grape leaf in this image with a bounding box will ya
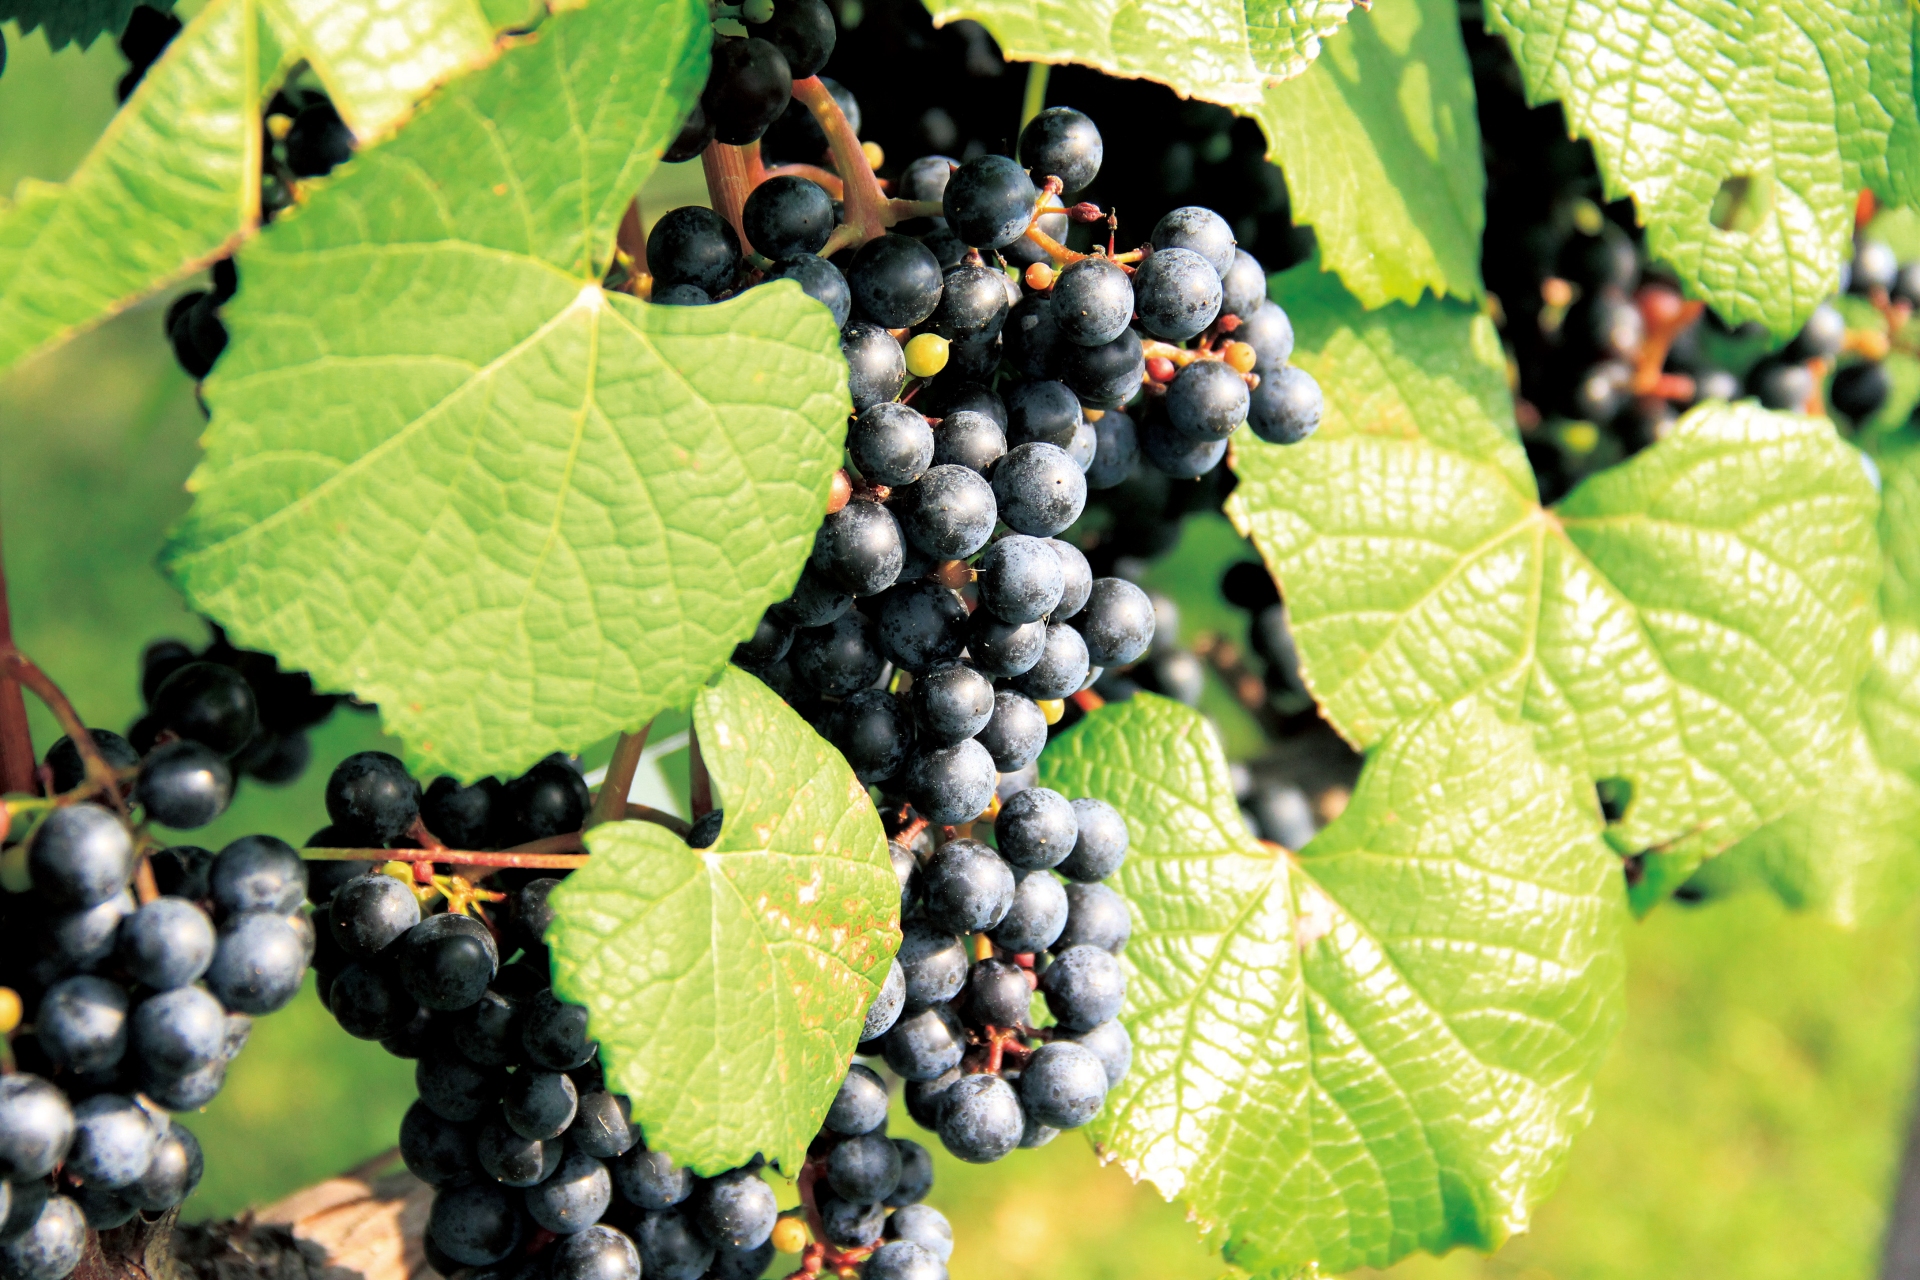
[1251,0,1483,307]
[1037,692,1625,1277]
[0,0,499,376]
[549,667,898,1175]
[1225,266,1880,874]
[1481,0,1920,338]
[921,0,1353,108]
[163,0,848,779]
[0,0,171,49]
[1864,436,1920,780]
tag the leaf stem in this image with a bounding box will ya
[793,76,890,256]
[589,724,652,827]
[0,525,34,796]
[689,726,713,820]
[1020,62,1049,130]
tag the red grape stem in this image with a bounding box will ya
[301,835,589,869]
[0,522,31,797]
[588,723,652,828]
[689,725,714,820]
[789,76,943,258]
[762,163,845,198]
[703,141,765,255]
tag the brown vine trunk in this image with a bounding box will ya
[76,1167,433,1280]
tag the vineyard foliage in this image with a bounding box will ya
[3,0,1917,1276]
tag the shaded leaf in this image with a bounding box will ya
[1038,692,1624,1277]
[549,667,898,1175]
[0,0,170,48]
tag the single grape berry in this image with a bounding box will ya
[702,37,792,146]
[421,775,500,849]
[1084,408,1138,491]
[875,580,970,673]
[636,1209,716,1280]
[1018,106,1102,193]
[477,1119,561,1187]
[920,838,1015,933]
[771,254,852,326]
[904,739,998,826]
[937,1074,1024,1163]
[777,565,853,630]
[898,154,957,204]
[995,787,1077,870]
[930,408,1006,475]
[522,990,598,1071]
[1246,364,1323,446]
[990,865,1068,953]
[118,897,216,990]
[966,955,1032,1028]
[733,613,793,670]
[210,834,308,917]
[1832,360,1891,422]
[1790,304,1847,360]
[842,323,908,413]
[883,1004,966,1080]
[975,690,1047,772]
[849,403,936,488]
[864,957,906,1042]
[1003,294,1058,378]
[151,661,258,755]
[663,101,716,163]
[42,729,140,795]
[135,741,234,830]
[791,612,885,696]
[742,175,835,260]
[36,977,128,1076]
[1151,206,1235,277]
[550,1225,642,1280]
[67,1094,158,1189]
[614,1147,695,1211]
[910,663,995,745]
[124,1121,203,1212]
[966,611,1046,679]
[1055,881,1131,953]
[328,963,418,1040]
[827,688,914,783]
[330,872,422,957]
[943,154,1038,249]
[206,912,311,1014]
[928,264,1011,338]
[690,1168,777,1250]
[1237,300,1295,374]
[993,443,1086,538]
[1054,325,1145,410]
[895,465,997,562]
[1139,411,1227,478]
[500,757,591,844]
[849,235,944,328]
[979,534,1066,623]
[898,921,969,1009]
[1133,247,1223,342]
[429,1180,525,1267]
[815,1192,886,1250]
[284,101,355,177]
[572,1091,636,1160]
[1051,257,1133,347]
[1041,943,1126,1030]
[1019,1040,1108,1129]
[130,984,227,1076]
[825,1132,901,1204]
[1059,797,1130,882]
[0,1077,74,1183]
[326,751,421,843]
[811,499,906,599]
[648,206,744,297]
[1011,623,1091,700]
[28,804,134,909]
[1005,380,1082,449]
[1219,247,1268,319]
[885,1201,949,1254]
[1167,359,1249,440]
[826,1064,891,1136]
[399,913,499,1012]
[1,1196,86,1280]
[760,0,835,77]
[526,1148,612,1234]
[1075,577,1155,666]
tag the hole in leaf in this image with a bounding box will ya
[1595,776,1633,823]
[1709,173,1772,234]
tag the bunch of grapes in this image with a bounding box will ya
[0,656,325,1279]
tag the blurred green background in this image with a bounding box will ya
[5,24,1920,1280]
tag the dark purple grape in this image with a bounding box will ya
[1055,881,1130,953]
[1219,247,1267,319]
[826,1064,891,1136]
[1040,944,1126,1030]
[430,1180,526,1266]
[825,1132,900,1204]
[1003,294,1058,378]
[896,464,998,560]
[990,865,1067,953]
[966,955,1032,1027]
[637,1208,715,1280]
[136,741,234,829]
[815,1192,886,1250]
[1084,409,1138,490]
[842,322,908,412]
[897,920,967,1010]
[937,1074,1023,1163]
[210,834,307,917]
[67,1094,156,1189]
[760,0,836,78]
[904,739,997,825]
[919,838,1014,932]
[863,958,905,1042]
[648,206,742,297]
[849,403,936,488]
[883,1004,966,1081]
[1247,365,1323,445]
[284,101,354,177]
[884,1199,947,1248]
[1075,578,1155,666]
[398,913,498,1012]
[965,611,1044,679]
[702,37,792,146]
[326,750,420,843]
[928,264,1010,338]
[36,977,127,1075]
[827,689,914,783]
[330,872,421,957]
[614,1147,695,1211]
[1832,359,1890,422]
[118,897,215,991]
[1060,797,1129,882]
[1140,410,1227,477]
[979,534,1065,623]
[930,409,1006,474]
[663,101,715,163]
[909,662,994,744]
[1006,380,1082,448]
[1167,359,1248,439]
[1134,247,1223,341]
[1047,540,1092,618]
[1237,301,1295,373]
[42,730,139,795]
[500,757,590,844]
[689,1167,776,1249]
[124,1120,202,1212]
[811,499,906,597]
[762,256,846,330]
[1019,1040,1107,1129]
[992,443,1085,537]
[28,805,133,909]
[328,963,418,1039]
[152,661,257,754]
[526,1148,611,1234]
[791,612,885,696]
[422,775,500,850]
[1018,106,1102,193]
[742,175,835,260]
[477,1119,560,1187]
[776,565,854,629]
[653,283,710,306]
[975,691,1046,773]
[943,154,1038,249]
[1150,206,1235,277]
[1052,257,1133,347]
[874,580,969,673]
[899,154,957,204]
[995,786,1076,870]
[1053,324,1144,409]
[733,613,793,669]
[206,912,311,1014]
[849,235,944,328]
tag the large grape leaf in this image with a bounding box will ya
[0,0,171,49]
[1225,266,1880,887]
[162,0,850,779]
[1480,0,1920,338]
[1866,437,1920,779]
[1251,0,1482,307]
[1037,692,1625,1277]
[0,0,499,377]
[921,0,1353,107]
[549,667,898,1176]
